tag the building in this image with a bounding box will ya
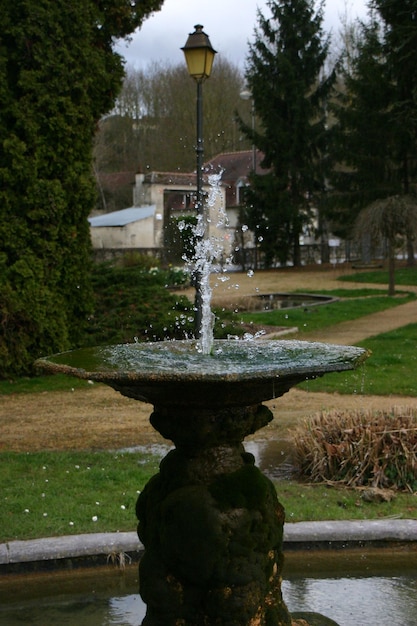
[89,150,265,264]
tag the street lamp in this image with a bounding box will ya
[182,25,216,338]
[239,88,256,173]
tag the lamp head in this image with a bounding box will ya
[181,25,217,82]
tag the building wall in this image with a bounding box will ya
[133,174,236,259]
[90,217,156,249]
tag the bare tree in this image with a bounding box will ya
[94,59,246,177]
[355,195,417,295]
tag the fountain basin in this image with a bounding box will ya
[36,339,368,408]
[35,338,369,626]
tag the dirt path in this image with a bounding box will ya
[2,266,417,452]
[2,384,417,452]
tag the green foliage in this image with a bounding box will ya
[84,262,194,345]
[329,19,398,237]
[240,0,334,266]
[329,4,417,240]
[0,0,164,378]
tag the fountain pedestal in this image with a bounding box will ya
[138,403,291,625]
[36,339,369,626]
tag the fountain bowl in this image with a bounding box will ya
[35,339,369,408]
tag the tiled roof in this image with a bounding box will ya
[143,171,196,185]
[204,150,266,183]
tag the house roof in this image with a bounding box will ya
[140,152,267,188]
[88,206,155,227]
[204,150,266,184]
[143,171,196,186]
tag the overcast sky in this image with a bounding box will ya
[116,0,369,70]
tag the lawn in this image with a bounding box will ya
[299,323,417,396]
[0,450,159,543]
[239,289,415,335]
[2,268,417,542]
[1,450,416,543]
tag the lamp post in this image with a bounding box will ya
[182,25,216,338]
[239,88,256,173]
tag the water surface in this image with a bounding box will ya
[2,549,416,626]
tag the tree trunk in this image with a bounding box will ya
[406,235,415,267]
[388,239,396,296]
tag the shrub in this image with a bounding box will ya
[83,263,242,347]
[84,262,194,345]
[292,408,417,492]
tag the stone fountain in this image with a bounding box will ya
[36,337,368,626]
[35,37,367,620]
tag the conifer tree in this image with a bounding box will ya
[373,0,417,264]
[330,1,417,261]
[372,0,417,196]
[329,19,398,239]
[0,0,163,377]
[239,0,334,266]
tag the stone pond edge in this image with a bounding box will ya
[1,519,417,570]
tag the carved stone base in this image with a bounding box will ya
[136,404,292,625]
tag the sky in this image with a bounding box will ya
[116,0,369,70]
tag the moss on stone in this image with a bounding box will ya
[209,464,274,511]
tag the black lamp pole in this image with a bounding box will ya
[182,25,216,338]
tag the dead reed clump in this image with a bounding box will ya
[291,407,417,492]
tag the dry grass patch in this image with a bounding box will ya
[292,407,417,492]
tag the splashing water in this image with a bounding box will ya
[186,168,230,355]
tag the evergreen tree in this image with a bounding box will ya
[330,2,417,261]
[0,0,163,377]
[372,0,417,195]
[329,19,399,240]
[372,0,417,264]
[239,0,334,266]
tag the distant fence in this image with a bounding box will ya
[92,247,162,264]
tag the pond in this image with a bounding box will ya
[1,548,416,625]
[241,292,337,312]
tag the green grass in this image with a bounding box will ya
[295,287,389,297]
[340,266,417,286]
[275,480,417,522]
[2,450,416,543]
[2,450,415,543]
[239,291,415,335]
[0,374,96,395]
[299,323,417,396]
[0,450,159,542]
